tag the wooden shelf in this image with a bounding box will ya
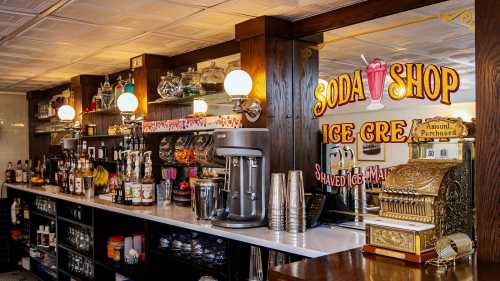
[83,108,120,115]
[58,268,92,281]
[82,134,124,139]
[148,92,231,105]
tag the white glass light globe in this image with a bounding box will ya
[117,92,138,113]
[193,99,208,116]
[224,69,253,97]
[57,104,76,121]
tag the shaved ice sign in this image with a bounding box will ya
[313,60,461,118]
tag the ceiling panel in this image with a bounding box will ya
[20,17,143,48]
[1,36,94,62]
[54,0,201,31]
[0,12,33,37]
[0,0,59,13]
[156,10,251,42]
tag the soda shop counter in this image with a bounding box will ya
[5,183,364,281]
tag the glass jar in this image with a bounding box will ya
[200,61,225,94]
[180,67,201,97]
[157,72,181,100]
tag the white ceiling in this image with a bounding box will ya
[0,0,365,92]
[318,0,475,114]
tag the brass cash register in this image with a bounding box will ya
[363,117,475,263]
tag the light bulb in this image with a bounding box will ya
[57,104,76,121]
[193,99,208,116]
[224,69,253,98]
[117,92,138,113]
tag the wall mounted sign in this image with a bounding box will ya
[313,60,460,117]
[314,163,390,188]
[321,117,469,144]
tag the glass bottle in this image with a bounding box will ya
[5,162,15,183]
[74,160,83,195]
[114,75,124,102]
[124,73,135,94]
[98,141,107,161]
[141,151,154,206]
[15,160,23,183]
[102,74,114,109]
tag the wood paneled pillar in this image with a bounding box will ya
[475,0,500,263]
[236,17,319,189]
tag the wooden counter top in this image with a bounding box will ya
[268,248,499,281]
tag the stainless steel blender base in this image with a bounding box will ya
[212,218,266,228]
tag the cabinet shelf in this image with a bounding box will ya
[82,134,124,139]
[59,243,92,259]
[96,258,146,281]
[148,92,231,105]
[83,108,120,115]
[58,216,92,229]
[150,249,227,279]
[31,210,56,220]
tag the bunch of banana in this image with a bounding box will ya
[93,166,109,186]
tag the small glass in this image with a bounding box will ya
[180,67,201,97]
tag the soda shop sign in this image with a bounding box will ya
[313,60,460,117]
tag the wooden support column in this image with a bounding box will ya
[475,0,500,263]
[236,17,319,189]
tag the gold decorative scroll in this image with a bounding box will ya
[383,161,457,195]
[411,117,468,140]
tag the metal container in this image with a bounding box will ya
[194,178,224,220]
[62,137,77,150]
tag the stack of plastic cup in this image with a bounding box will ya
[268,173,286,231]
[286,170,305,233]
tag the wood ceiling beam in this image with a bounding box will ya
[169,39,240,68]
[292,0,450,38]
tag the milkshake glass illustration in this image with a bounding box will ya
[365,58,387,110]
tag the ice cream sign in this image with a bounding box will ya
[313,58,460,117]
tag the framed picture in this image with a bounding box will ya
[356,138,386,162]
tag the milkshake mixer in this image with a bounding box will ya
[212,128,270,228]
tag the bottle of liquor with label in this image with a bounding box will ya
[141,151,154,206]
[5,162,15,183]
[74,160,83,195]
[22,160,29,184]
[98,141,107,161]
[15,160,23,183]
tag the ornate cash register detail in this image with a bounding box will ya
[364,117,475,263]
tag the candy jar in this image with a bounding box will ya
[180,67,201,97]
[200,61,225,95]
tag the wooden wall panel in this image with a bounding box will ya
[475,0,500,263]
[292,39,320,189]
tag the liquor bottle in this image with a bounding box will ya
[114,75,124,102]
[68,157,75,194]
[124,152,133,205]
[124,73,134,94]
[97,141,107,161]
[15,160,23,183]
[41,155,47,180]
[22,160,29,184]
[81,141,88,160]
[142,151,154,206]
[49,221,56,250]
[131,151,142,206]
[22,199,29,220]
[74,160,83,195]
[5,162,15,183]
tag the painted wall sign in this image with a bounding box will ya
[314,163,390,188]
[313,60,461,118]
[321,117,469,144]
